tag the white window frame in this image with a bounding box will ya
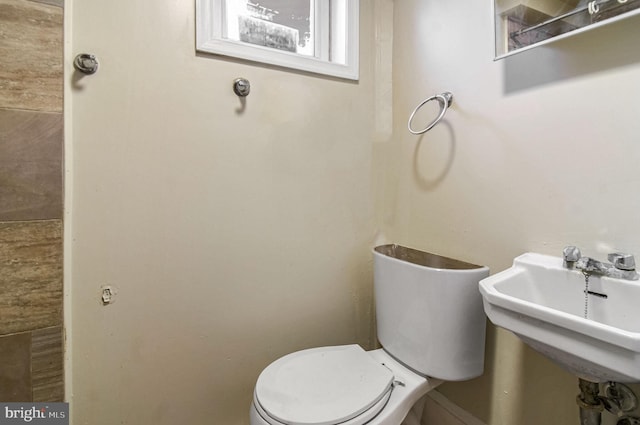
[196,0,359,80]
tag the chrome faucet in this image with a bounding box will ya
[562,246,639,281]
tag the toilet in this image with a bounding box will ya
[250,244,490,425]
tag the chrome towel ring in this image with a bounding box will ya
[407,92,453,135]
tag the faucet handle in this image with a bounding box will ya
[608,253,636,271]
[563,246,581,268]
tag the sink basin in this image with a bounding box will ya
[479,253,640,383]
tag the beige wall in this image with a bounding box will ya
[67,1,391,424]
[390,1,640,424]
[68,0,640,424]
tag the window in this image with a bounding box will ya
[196,0,359,80]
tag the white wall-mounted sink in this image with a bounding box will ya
[479,253,640,383]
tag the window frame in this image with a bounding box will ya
[196,0,359,80]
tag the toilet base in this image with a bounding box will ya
[400,394,428,425]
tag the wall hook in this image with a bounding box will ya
[74,53,99,75]
[233,78,250,97]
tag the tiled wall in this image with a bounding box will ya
[0,0,64,402]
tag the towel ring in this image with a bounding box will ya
[407,92,453,135]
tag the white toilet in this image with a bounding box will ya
[250,244,489,425]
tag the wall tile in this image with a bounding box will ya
[0,220,63,335]
[31,326,63,402]
[0,0,63,112]
[0,0,65,405]
[0,332,32,401]
[28,0,63,8]
[0,109,63,221]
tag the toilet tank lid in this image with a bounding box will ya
[255,344,394,425]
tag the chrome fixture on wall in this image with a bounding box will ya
[73,53,99,75]
[233,78,250,97]
[407,92,453,135]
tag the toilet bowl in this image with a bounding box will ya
[249,245,489,425]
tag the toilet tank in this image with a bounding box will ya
[373,244,489,381]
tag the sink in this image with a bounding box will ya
[479,253,640,383]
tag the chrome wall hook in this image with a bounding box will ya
[73,53,99,75]
[233,78,250,97]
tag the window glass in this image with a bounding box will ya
[225,1,314,56]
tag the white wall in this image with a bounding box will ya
[389,1,640,424]
[67,1,392,424]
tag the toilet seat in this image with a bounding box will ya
[254,345,395,425]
